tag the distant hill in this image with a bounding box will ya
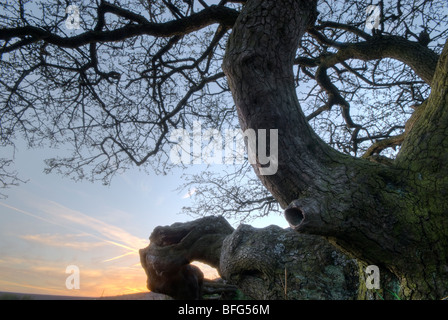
[0,291,170,300]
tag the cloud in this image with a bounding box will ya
[34,200,148,250]
[0,255,147,297]
[0,199,153,297]
[0,279,67,295]
[19,233,107,251]
[0,200,148,261]
[0,211,148,297]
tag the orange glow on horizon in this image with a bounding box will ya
[0,201,221,299]
[0,262,220,298]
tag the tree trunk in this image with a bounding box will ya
[220,223,361,300]
[223,0,448,299]
[139,216,234,299]
[140,217,363,300]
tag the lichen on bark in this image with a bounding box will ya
[140,216,364,300]
[222,0,448,299]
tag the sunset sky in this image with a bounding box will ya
[0,0,284,298]
[0,139,286,297]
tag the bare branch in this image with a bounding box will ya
[0,5,238,53]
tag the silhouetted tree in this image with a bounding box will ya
[1,0,448,298]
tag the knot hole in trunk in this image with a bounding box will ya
[284,207,304,228]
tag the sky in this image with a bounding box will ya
[0,139,286,298]
[0,0,288,298]
[5,0,441,299]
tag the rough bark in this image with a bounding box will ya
[220,224,360,300]
[222,0,448,299]
[391,40,448,298]
[139,216,234,299]
[140,217,365,300]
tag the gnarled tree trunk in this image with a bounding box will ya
[139,216,234,299]
[140,217,367,300]
[223,0,448,299]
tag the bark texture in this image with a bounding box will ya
[139,216,234,299]
[313,35,439,86]
[223,0,448,299]
[220,224,360,300]
[140,217,363,300]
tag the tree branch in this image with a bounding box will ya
[305,34,439,85]
[0,5,238,53]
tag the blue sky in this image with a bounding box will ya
[0,137,286,297]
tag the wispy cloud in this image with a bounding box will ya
[0,279,67,295]
[34,200,148,250]
[0,199,221,297]
[0,201,148,268]
[101,251,136,263]
[0,200,149,297]
[19,233,107,251]
[0,255,147,297]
